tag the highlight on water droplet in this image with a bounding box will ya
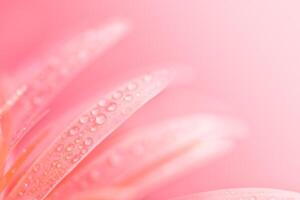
[112,91,123,100]
[124,94,133,101]
[95,114,106,125]
[106,102,117,112]
[84,137,93,146]
[79,115,89,124]
[127,82,138,91]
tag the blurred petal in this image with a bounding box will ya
[0,83,25,178]
[0,129,49,192]
[173,188,300,200]
[6,19,130,150]
[0,86,8,177]
[47,114,245,200]
[5,69,172,200]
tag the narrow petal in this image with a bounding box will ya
[0,88,8,177]
[0,129,49,192]
[5,69,172,200]
[7,20,130,149]
[172,188,300,200]
[0,84,26,177]
[47,114,245,200]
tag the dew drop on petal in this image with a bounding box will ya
[74,137,82,144]
[112,91,123,99]
[91,108,100,116]
[98,99,108,107]
[56,163,62,168]
[65,153,73,160]
[124,94,133,101]
[79,115,89,124]
[66,144,75,152]
[72,155,81,163]
[84,137,93,146]
[143,74,152,82]
[90,126,97,132]
[56,144,64,152]
[80,148,88,155]
[69,127,79,136]
[24,183,29,188]
[106,102,117,112]
[127,82,137,90]
[95,114,106,125]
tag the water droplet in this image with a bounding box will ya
[66,144,75,152]
[24,183,29,188]
[79,115,89,124]
[84,137,93,146]
[91,108,100,116]
[90,126,97,132]
[56,144,64,152]
[65,153,73,160]
[52,161,61,168]
[56,163,62,168]
[98,99,108,107]
[124,95,133,101]
[107,102,117,112]
[16,90,23,97]
[143,74,152,82]
[69,127,79,136]
[74,137,82,144]
[95,114,106,125]
[112,91,123,99]
[80,148,88,155]
[127,82,137,90]
[72,155,81,163]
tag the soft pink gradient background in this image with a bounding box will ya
[1,1,300,199]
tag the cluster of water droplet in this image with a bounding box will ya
[12,73,162,199]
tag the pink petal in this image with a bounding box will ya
[173,188,300,200]
[6,20,129,150]
[5,69,172,200]
[47,114,245,200]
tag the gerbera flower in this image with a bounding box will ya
[0,19,299,200]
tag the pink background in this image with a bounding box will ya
[1,1,300,199]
